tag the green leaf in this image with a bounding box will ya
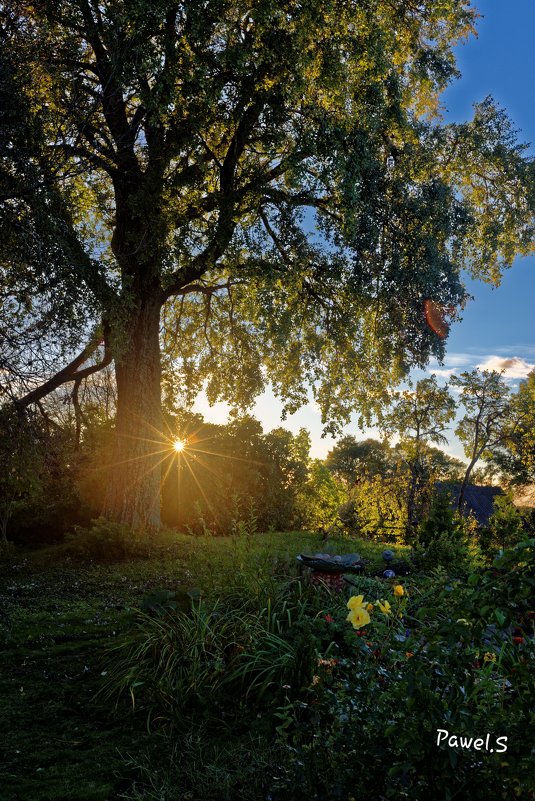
[494,609,506,627]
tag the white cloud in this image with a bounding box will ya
[427,353,480,375]
[432,368,457,378]
[476,356,535,378]
[441,353,477,367]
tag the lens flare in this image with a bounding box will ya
[424,299,455,339]
[173,439,185,452]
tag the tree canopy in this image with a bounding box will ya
[325,436,397,486]
[1,0,534,527]
[491,371,535,487]
[383,375,456,527]
[451,369,513,511]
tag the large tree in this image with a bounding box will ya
[1,1,534,529]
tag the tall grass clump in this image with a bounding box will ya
[99,580,329,729]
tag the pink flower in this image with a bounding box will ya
[324,614,335,623]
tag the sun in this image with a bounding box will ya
[173,439,186,453]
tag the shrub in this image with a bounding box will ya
[487,493,527,551]
[268,554,534,801]
[0,408,88,547]
[412,490,471,573]
[63,518,151,562]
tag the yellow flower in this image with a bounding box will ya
[346,607,371,629]
[347,595,366,610]
[366,603,374,612]
[393,585,404,597]
[377,600,391,615]
[483,652,497,663]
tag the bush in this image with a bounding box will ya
[63,518,151,562]
[0,408,88,547]
[487,493,527,552]
[267,555,535,801]
[412,490,471,573]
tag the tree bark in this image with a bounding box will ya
[103,295,164,531]
[458,438,484,514]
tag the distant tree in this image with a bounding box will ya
[180,414,271,534]
[261,426,311,529]
[325,436,397,487]
[418,444,465,482]
[294,461,345,531]
[325,427,464,540]
[350,471,409,542]
[491,371,535,487]
[158,413,312,533]
[383,376,456,531]
[471,462,501,486]
[265,427,311,491]
[451,370,513,513]
[3,2,534,530]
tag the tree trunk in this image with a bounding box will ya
[458,455,479,515]
[406,457,424,538]
[103,295,164,531]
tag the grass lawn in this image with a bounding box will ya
[1,531,532,801]
[0,530,388,801]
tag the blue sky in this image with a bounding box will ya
[195,1,535,462]
[437,0,535,375]
[420,0,535,458]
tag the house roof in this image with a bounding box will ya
[435,482,504,528]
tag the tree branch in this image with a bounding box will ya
[14,324,112,409]
[162,280,242,302]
